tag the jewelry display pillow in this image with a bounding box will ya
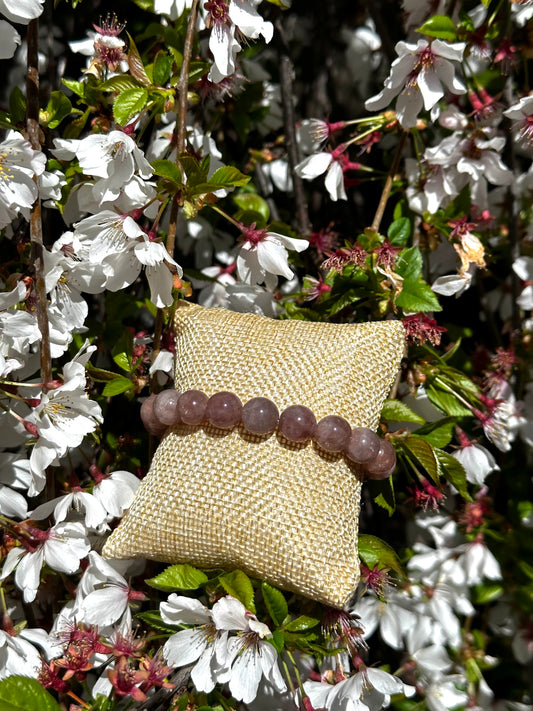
[103,302,405,608]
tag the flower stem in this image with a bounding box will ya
[371,131,408,233]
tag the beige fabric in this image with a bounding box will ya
[103,302,405,608]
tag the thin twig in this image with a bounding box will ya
[26,19,51,386]
[152,0,200,375]
[370,131,407,234]
[276,19,311,237]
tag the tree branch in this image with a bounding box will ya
[371,131,407,234]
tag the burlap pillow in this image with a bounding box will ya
[103,302,405,608]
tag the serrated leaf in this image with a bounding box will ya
[127,33,151,86]
[219,570,256,613]
[401,436,440,482]
[146,564,208,592]
[434,448,471,500]
[387,217,411,246]
[113,88,148,126]
[358,534,405,577]
[233,192,270,222]
[427,386,473,417]
[101,74,143,93]
[381,399,425,425]
[396,277,442,313]
[102,375,132,396]
[153,51,174,86]
[417,15,458,41]
[284,615,319,632]
[396,246,422,280]
[261,582,288,627]
[152,159,183,185]
[208,166,251,188]
[136,610,182,633]
[0,677,62,711]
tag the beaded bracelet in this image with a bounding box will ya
[141,389,397,481]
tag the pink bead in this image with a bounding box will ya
[345,428,380,464]
[365,440,397,479]
[315,415,352,452]
[205,391,243,429]
[278,405,316,443]
[153,389,181,426]
[178,389,208,425]
[242,397,279,435]
[140,394,167,437]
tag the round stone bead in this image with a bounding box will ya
[315,415,352,452]
[242,397,279,435]
[345,428,380,464]
[205,391,243,429]
[278,405,316,443]
[140,394,167,437]
[178,389,208,425]
[365,439,397,479]
[153,389,181,427]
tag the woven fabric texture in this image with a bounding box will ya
[103,302,405,608]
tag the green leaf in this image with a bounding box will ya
[146,564,208,592]
[153,51,174,86]
[426,386,473,417]
[102,376,132,396]
[401,436,440,482]
[434,448,471,500]
[233,192,270,222]
[417,15,458,41]
[471,584,504,604]
[284,615,320,632]
[358,534,405,577]
[152,159,183,186]
[372,476,396,515]
[387,217,411,246]
[85,363,126,383]
[113,352,131,372]
[9,87,26,125]
[43,91,73,128]
[113,87,148,126]
[136,610,182,633]
[219,570,256,613]
[413,419,455,448]
[127,33,151,86]
[61,78,85,97]
[208,166,251,188]
[381,399,425,425]
[396,277,442,313]
[261,582,288,627]
[0,110,13,129]
[0,677,62,711]
[270,629,285,652]
[396,246,422,280]
[101,74,143,93]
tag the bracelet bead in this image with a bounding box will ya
[278,405,317,443]
[143,388,397,480]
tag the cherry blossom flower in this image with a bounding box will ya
[162,595,230,693]
[451,430,499,486]
[27,342,103,495]
[236,223,308,289]
[365,39,466,128]
[1,521,90,603]
[296,146,361,201]
[30,489,108,531]
[0,0,44,59]
[304,668,415,711]
[212,596,286,704]
[90,468,140,518]
[0,132,46,229]
[351,590,417,650]
[512,256,533,310]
